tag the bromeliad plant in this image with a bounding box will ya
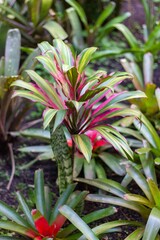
[0,169,118,240]
[12,39,146,193]
[77,146,160,240]
[0,28,40,189]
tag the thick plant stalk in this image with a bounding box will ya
[50,124,73,194]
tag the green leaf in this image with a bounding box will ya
[43,109,58,129]
[94,2,115,29]
[49,184,76,224]
[94,125,133,159]
[124,227,144,240]
[16,192,35,229]
[147,178,160,208]
[58,206,116,238]
[142,207,160,240]
[30,0,41,26]
[126,165,154,203]
[34,169,46,218]
[99,152,126,176]
[0,201,29,228]
[50,109,66,133]
[0,221,37,238]
[76,178,128,198]
[26,70,64,109]
[53,39,74,67]
[5,29,21,76]
[85,194,150,219]
[124,193,154,208]
[0,4,28,25]
[112,23,139,48]
[73,134,92,163]
[79,220,142,240]
[43,21,68,40]
[77,47,97,74]
[84,158,96,179]
[65,0,88,27]
[40,0,53,20]
[59,205,99,240]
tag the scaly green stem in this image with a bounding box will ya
[50,123,73,194]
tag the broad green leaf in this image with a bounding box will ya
[73,134,92,163]
[16,192,35,229]
[124,193,154,208]
[124,227,144,240]
[43,109,58,129]
[30,0,41,26]
[34,169,47,218]
[147,178,160,208]
[0,221,37,238]
[59,205,99,240]
[94,2,115,29]
[77,47,97,74]
[50,109,66,133]
[65,0,88,27]
[18,145,51,153]
[0,201,30,228]
[19,129,50,141]
[142,207,160,240]
[73,155,84,178]
[85,194,150,219]
[95,162,107,178]
[79,220,142,240]
[43,21,68,40]
[49,184,76,224]
[5,29,21,76]
[58,207,116,238]
[99,152,126,176]
[40,0,53,20]
[75,178,128,198]
[84,158,96,179]
[126,165,154,203]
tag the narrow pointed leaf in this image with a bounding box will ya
[94,2,115,29]
[142,207,160,240]
[43,21,68,40]
[59,205,99,240]
[77,47,97,74]
[147,178,160,207]
[34,169,46,217]
[65,0,88,27]
[73,134,92,163]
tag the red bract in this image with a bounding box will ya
[32,209,66,239]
